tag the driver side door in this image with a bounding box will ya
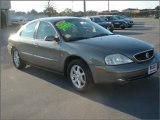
[34,21,60,71]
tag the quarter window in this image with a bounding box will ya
[37,21,56,40]
[21,22,38,38]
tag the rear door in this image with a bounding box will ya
[18,21,39,64]
[34,21,60,70]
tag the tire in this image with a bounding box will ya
[12,48,26,69]
[67,59,94,92]
[110,28,114,32]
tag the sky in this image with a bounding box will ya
[11,1,159,13]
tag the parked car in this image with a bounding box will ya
[115,15,134,28]
[103,15,128,29]
[154,14,159,19]
[84,16,114,32]
[10,16,27,25]
[8,17,159,92]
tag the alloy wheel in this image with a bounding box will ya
[70,65,86,89]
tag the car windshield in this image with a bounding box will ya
[54,19,113,42]
[117,16,125,19]
[100,17,108,22]
[106,16,118,20]
[122,15,128,18]
[91,17,106,23]
[112,16,119,20]
[99,17,107,22]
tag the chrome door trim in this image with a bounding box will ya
[21,52,57,61]
[34,54,57,61]
[21,52,33,56]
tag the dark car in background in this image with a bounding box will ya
[84,16,114,32]
[116,15,134,28]
[8,17,159,92]
[103,15,128,29]
[154,14,159,19]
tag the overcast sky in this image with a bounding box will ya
[11,1,159,12]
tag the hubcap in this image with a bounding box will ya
[13,51,20,67]
[70,65,86,89]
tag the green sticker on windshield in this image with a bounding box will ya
[56,21,75,31]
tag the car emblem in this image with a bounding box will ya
[146,52,150,59]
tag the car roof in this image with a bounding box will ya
[87,16,101,18]
[30,16,81,23]
[105,15,114,16]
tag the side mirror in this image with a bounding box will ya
[44,36,59,42]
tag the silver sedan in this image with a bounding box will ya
[8,17,159,92]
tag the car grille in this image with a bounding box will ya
[134,49,154,62]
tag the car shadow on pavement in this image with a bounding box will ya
[114,24,154,36]
[22,66,159,119]
[134,21,145,25]
[127,26,155,31]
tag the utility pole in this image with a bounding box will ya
[108,0,110,12]
[48,0,50,8]
[83,0,86,16]
[72,1,74,11]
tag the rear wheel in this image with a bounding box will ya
[67,59,94,92]
[12,49,26,69]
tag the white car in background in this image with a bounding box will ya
[10,16,27,25]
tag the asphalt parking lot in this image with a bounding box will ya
[1,18,160,119]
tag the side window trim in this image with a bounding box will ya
[34,21,40,39]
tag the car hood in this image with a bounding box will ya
[123,19,133,22]
[98,22,111,26]
[112,20,125,23]
[75,35,153,57]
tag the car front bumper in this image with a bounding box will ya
[114,23,127,28]
[90,55,159,84]
[128,22,134,27]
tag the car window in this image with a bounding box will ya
[36,21,56,40]
[112,16,118,20]
[92,17,101,23]
[99,17,107,22]
[106,17,111,20]
[20,22,38,38]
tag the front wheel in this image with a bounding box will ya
[67,59,94,92]
[12,49,26,69]
[110,28,114,32]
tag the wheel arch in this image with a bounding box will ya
[63,55,91,77]
[11,46,17,55]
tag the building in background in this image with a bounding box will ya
[122,8,140,14]
[0,0,11,28]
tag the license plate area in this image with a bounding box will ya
[148,63,157,75]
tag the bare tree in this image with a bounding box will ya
[43,0,57,17]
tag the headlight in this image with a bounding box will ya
[105,54,133,65]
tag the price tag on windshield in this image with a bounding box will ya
[56,21,75,31]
